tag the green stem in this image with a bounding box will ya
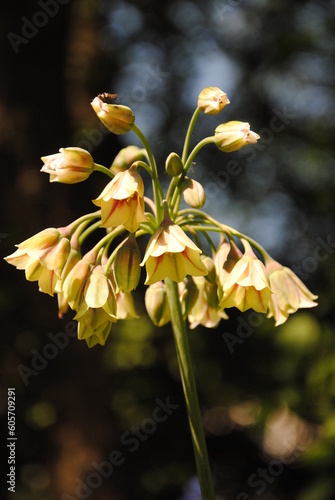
[182,107,202,164]
[94,163,114,179]
[164,278,215,500]
[132,124,163,222]
[183,136,215,174]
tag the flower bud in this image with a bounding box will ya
[181,177,206,208]
[113,235,142,293]
[145,281,171,327]
[91,95,135,134]
[198,87,230,115]
[165,152,183,177]
[111,145,146,174]
[179,277,199,318]
[214,121,260,152]
[41,147,94,184]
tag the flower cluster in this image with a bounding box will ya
[5,87,317,346]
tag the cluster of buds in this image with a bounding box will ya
[5,87,317,347]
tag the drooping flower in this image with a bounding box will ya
[145,281,171,326]
[113,235,142,292]
[182,177,206,209]
[197,87,230,115]
[4,228,71,296]
[63,259,117,320]
[91,95,135,135]
[188,256,228,329]
[75,307,115,347]
[265,257,318,326]
[41,147,94,184]
[217,239,272,313]
[141,217,208,285]
[214,121,260,152]
[93,165,147,232]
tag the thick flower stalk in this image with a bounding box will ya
[4,86,318,500]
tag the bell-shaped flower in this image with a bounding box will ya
[93,165,147,232]
[197,87,230,115]
[218,239,272,313]
[41,147,94,184]
[75,307,115,347]
[91,95,135,135]
[188,256,228,329]
[141,218,208,285]
[4,227,71,296]
[265,258,318,326]
[214,121,260,152]
[145,281,171,326]
[116,291,139,320]
[113,235,142,292]
[55,247,81,318]
[64,260,117,323]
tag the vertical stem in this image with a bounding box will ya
[164,277,215,500]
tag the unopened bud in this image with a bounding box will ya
[111,145,146,174]
[91,95,135,134]
[214,121,260,152]
[179,277,199,318]
[165,152,183,177]
[113,235,141,293]
[198,87,230,115]
[182,177,206,208]
[41,147,94,184]
[145,281,171,327]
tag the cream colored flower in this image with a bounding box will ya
[266,258,318,326]
[41,147,94,184]
[145,281,171,326]
[93,165,147,232]
[188,256,228,329]
[214,121,260,152]
[4,228,71,296]
[91,95,135,134]
[141,220,208,285]
[217,239,272,313]
[198,87,230,115]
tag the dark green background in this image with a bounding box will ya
[1,1,335,499]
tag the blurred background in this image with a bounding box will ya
[1,0,335,498]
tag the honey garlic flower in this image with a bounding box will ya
[218,239,272,313]
[198,87,230,115]
[4,228,71,296]
[75,307,116,347]
[63,260,117,324]
[41,147,94,184]
[141,219,208,285]
[214,121,260,153]
[91,95,135,135]
[93,165,147,232]
[188,256,228,329]
[145,281,171,327]
[266,258,318,326]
